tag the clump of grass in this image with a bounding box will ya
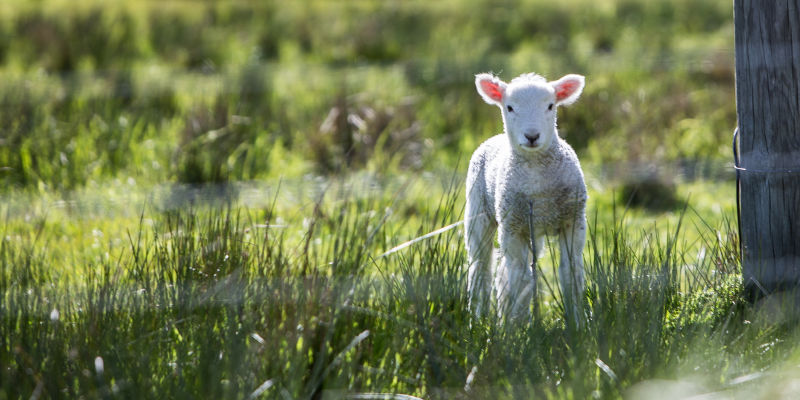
[313,90,425,174]
[175,96,234,184]
[12,7,143,73]
[618,169,685,212]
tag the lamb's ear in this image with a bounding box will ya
[551,74,585,106]
[475,73,507,106]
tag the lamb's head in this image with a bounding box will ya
[475,72,584,154]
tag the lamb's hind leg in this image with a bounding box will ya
[465,199,495,318]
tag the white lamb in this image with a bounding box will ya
[465,72,588,322]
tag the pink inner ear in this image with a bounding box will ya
[480,80,504,102]
[555,80,579,101]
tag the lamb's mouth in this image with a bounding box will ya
[520,142,539,150]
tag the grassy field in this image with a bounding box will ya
[0,0,735,190]
[5,178,800,399]
[3,0,800,399]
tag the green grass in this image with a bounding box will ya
[3,0,793,398]
[2,177,799,399]
[0,0,735,191]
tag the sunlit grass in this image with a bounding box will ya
[2,175,798,399]
[1,1,777,398]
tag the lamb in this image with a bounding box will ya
[465,72,588,322]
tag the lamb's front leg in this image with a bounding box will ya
[465,187,496,318]
[495,227,535,320]
[558,215,587,326]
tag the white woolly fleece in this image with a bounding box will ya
[466,72,588,322]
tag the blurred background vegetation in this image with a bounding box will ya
[0,0,735,192]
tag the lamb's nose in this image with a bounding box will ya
[524,133,540,145]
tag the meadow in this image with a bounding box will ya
[2,0,800,398]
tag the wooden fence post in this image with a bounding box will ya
[734,0,800,298]
[734,1,800,299]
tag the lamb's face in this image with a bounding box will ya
[502,79,558,152]
[475,72,585,154]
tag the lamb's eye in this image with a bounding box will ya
[507,105,514,112]
[548,103,554,111]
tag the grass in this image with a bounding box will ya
[3,0,795,398]
[2,177,799,399]
[0,0,735,191]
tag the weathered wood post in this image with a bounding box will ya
[734,1,800,299]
